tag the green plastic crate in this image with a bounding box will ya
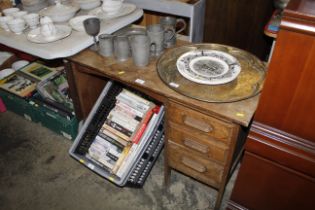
[34,103,78,140]
[0,90,78,140]
[0,90,37,122]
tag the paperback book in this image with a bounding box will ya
[19,62,58,82]
[0,73,36,97]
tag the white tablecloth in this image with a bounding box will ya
[0,9,143,60]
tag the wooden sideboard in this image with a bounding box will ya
[228,0,315,209]
[65,41,261,209]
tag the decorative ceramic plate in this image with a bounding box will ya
[69,15,97,32]
[88,3,136,20]
[176,50,241,85]
[27,25,72,44]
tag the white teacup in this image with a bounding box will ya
[2,7,20,17]
[0,16,14,31]
[12,11,28,19]
[23,13,39,29]
[7,18,26,34]
[102,0,123,15]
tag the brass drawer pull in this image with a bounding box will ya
[183,116,213,133]
[183,138,209,154]
[181,156,207,173]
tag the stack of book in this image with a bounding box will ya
[0,62,58,98]
[85,88,160,179]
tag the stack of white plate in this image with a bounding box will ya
[22,0,49,12]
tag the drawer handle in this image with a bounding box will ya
[181,156,207,173]
[183,138,209,154]
[183,116,213,133]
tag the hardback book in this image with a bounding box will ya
[0,73,36,97]
[19,62,58,82]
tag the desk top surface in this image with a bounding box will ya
[69,41,261,127]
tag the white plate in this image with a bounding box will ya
[11,60,30,70]
[69,15,97,32]
[27,25,72,44]
[88,3,136,20]
[176,50,241,85]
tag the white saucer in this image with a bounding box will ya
[27,25,72,44]
[89,3,136,20]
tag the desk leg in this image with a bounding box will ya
[164,144,171,186]
[64,60,83,120]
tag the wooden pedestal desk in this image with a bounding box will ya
[65,42,260,209]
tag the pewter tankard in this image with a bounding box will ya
[160,16,187,48]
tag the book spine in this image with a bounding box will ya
[115,112,159,178]
[115,101,143,120]
[116,93,149,113]
[92,135,122,157]
[106,151,119,162]
[107,110,139,132]
[121,89,152,106]
[98,130,124,150]
[111,144,132,174]
[116,100,145,118]
[101,128,129,146]
[113,104,142,122]
[102,124,130,141]
[85,154,112,172]
[105,120,133,137]
[115,143,139,178]
[88,144,116,170]
[131,108,154,144]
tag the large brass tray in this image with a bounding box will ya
[157,44,267,103]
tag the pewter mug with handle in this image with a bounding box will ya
[160,16,187,48]
[147,24,175,56]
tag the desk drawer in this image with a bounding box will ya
[168,142,224,188]
[169,123,229,164]
[167,102,235,144]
